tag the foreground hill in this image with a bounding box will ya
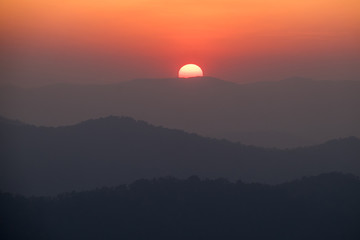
[1,116,359,196]
[1,173,360,240]
[1,77,359,148]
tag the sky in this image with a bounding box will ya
[1,0,360,85]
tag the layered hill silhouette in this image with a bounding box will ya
[1,116,359,196]
[1,77,359,148]
[1,173,360,240]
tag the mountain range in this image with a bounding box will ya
[1,116,359,196]
[2,173,360,240]
[1,77,359,148]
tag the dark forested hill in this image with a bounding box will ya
[1,77,359,148]
[1,173,360,240]
[1,116,359,196]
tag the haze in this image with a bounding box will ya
[2,2,360,237]
[2,0,360,85]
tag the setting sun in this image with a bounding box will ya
[178,64,203,78]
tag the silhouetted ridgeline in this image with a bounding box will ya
[1,116,360,196]
[1,77,359,148]
[1,173,360,240]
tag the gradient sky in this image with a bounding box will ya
[2,0,360,85]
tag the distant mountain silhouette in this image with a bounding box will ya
[1,172,360,240]
[1,116,359,196]
[1,77,359,148]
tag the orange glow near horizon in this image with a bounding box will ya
[178,64,204,78]
[1,0,360,84]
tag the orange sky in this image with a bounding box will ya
[2,0,360,84]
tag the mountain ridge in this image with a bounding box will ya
[2,172,360,240]
[1,116,359,196]
[1,77,359,148]
[3,115,359,148]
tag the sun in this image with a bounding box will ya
[178,64,203,78]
